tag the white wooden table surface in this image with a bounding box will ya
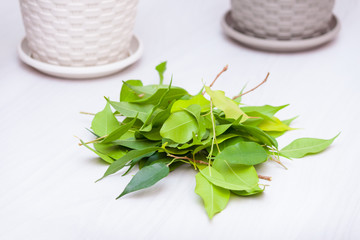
[1,1,360,239]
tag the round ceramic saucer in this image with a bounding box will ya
[221,11,340,52]
[18,35,143,79]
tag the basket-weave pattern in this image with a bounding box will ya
[231,0,335,40]
[20,0,138,67]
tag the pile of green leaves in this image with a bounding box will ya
[80,62,338,219]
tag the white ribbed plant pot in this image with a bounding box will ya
[19,0,138,67]
[230,0,335,40]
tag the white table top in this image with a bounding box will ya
[1,1,360,239]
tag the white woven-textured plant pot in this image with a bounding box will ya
[231,0,335,40]
[19,0,138,67]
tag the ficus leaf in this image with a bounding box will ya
[258,117,293,132]
[200,166,255,191]
[280,134,339,158]
[97,147,160,181]
[160,111,199,144]
[117,162,169,199]
[113,138,160,150]
[241,104,289,119]
[171,95,211,113]
[156,61,167,85]
[80,140,115,164]
[120,80,144,102]
[232,124,278,148]
[212,158,259,191]
[91,102,120,136]
[101,117,137,143]
[93,143,128,160]
[108,99,153,123]
[195,172,230,219]
[205,86,248,122]
[215,141,267,165]
[232,185,264,196]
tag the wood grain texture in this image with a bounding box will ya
[0,0,360,239]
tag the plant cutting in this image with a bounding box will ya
[79,62,338,219]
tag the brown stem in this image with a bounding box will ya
[232,72,269,100]
[167,154,208,165]
[270,155,288,170]
[202,65,229,95]
[258,174,272,181]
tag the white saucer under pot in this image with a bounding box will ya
[221,11,340,52]
[18,35,143,79]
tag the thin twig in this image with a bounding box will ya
[232,72,270,100]
[78,135,107,146]
[167,154,208,165]
[202,65,228,95]
[258,174,272,181]
[270,155,288,170]
[80,111,96,115]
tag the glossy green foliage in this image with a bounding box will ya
[117,162,169,199]
[205,86,248,122]
[216,142,267,165]
[160,111,199,144]
[280,134,339,158]
[195,173,230,219]
[91,102,120,136]
[212,158,259,191]
[80,62,338,219]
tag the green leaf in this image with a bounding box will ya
[213,158,259,191]
[156,62,167,85]
[241,104,289,119]
[120,80,144,102]
[233,124,278,148]
[160,111,199,144]
[266,116,298,138]
[140,127,163,141]
[113,138,160,150]
[205,86,248,122]
[171,95,211,113]
[200,166,254,191]
[91,102,120,136]
[97,147,160,181]
[108,100,154,123]
[80,140,115,164]
[101,117,137,143]
[117,162,169,198]
[93,143,128,160]
[280,134,339,158]
[258,117,293,132]
[133,87,187,106]
[211,136,245,156]
[195,172,230,219]
[232,185,264,196]
[216,141,267,165]
[193,133,239,155]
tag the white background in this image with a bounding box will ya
[1,0,360,239]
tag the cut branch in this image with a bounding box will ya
[167,154,208,165]
[78,135,107,146]
[80,111,96,115]
[202,65,228,95]
[232,72,269,99]
[270,155,288,170]
[258,174,272,181]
